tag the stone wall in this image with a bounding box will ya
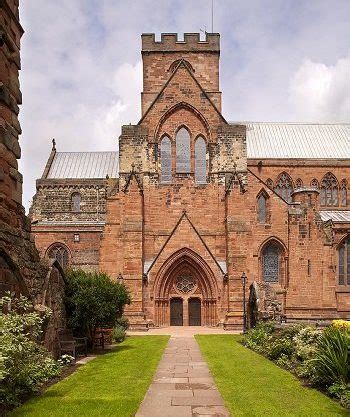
[0,1,67,353]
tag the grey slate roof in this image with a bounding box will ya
[319,211,350,223]
[244,122,350,159]
[47,152,119,179]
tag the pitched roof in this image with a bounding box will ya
[319,210,350,223]
[46,152,119,179]
[243,122,350,159]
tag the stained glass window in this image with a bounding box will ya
[274,173,293,203]
[341,180,347,207]
[71,192,81,212]
[47,244,69,270]
[320,173,338,206]
[160,136,172,183]
[195,136,206,183]
[176,127,191,173]
[263,244,280,283]
[257,194,267,223]
[338,237,350,285]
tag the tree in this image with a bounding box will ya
[65,270,131,342]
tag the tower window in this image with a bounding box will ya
[257,193,268,223]
[160,136,172,183]
[176,127,191,173]
[194,136,206,184]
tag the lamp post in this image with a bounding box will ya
[241,272,247,333]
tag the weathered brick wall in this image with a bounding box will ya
[31,181,109,223]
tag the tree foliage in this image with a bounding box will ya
[65,270,131,341]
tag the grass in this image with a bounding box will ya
[196,334,348,417]
[10,336,169,417]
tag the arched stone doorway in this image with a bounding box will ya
[153,248,218,327]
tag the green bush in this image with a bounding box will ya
[116,316,129,330]
[0,293,61,408]
[312,326,349,386]
[112,326,126,343]
[65,270,131,343]
[328,383,350,408]
[243,321,274,352]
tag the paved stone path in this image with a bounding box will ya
[136,336,229,417]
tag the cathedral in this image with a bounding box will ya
[30,33,350,329]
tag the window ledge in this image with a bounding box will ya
[336,286,350,293]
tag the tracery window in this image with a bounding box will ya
[176,127,191,173]
[320,173,339,206]
[295,178,303,189]
[341,180,348,207]
[266,179,274,189]
[262,243,281,283]
[338,237,350,285]
[195,136,206,183]
[71,192,81,212]
[160,136,172,183]
[274,173,293,202]
[47,244,69,270]
[257,193,268,223]
[310,178,319,189]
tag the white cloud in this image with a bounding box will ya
[289,57,350,121]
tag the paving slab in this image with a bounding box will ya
[136,335,229,417]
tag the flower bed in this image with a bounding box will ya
[243,320,350,408]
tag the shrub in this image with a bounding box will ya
[0,293,61,408]
[112,326,126,343]
[312,326,349,386]
[332,319,350,331]
[328,383,350,409]
[266,337,295,360]
[243,321,274,352]
[65,270,131,342]
[116,316,129,330]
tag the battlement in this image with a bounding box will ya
[142,33,220,52]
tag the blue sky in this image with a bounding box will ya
[19,0,350,210]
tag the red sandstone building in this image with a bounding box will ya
[31,33,350,329]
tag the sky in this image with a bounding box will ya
[19,0,350,210]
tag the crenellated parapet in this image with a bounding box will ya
[141,33,220,53]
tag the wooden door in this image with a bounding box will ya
[189,298,201,326]
[170,298,183,326]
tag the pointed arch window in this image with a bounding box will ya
[160,136,172,183]
[262,243,281,283]
[47,244,69,270]
[320,173,339,206]
[257,193,268,223]
[274,173,293,202]
[310,178,319,189]
[338,237,350,285]
[266,179,274,189]
[195,136,206,184]
[176,127,191,173]
[71,192,81,212]
[295,178,303,189]
[341,180,347,207]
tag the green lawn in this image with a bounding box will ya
[10,336,169,417]
[196,335,348,417]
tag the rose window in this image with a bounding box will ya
[176,276,196,293]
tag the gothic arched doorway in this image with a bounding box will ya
[153,248,218,327]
